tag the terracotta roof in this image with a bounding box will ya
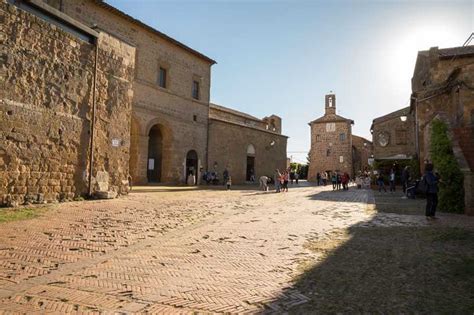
[372,106,410,124]
[210,103,262,122]
[92,0,216,65]
[308,114,353,125]
[418,45,474,59]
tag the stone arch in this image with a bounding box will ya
[135,117,173,184]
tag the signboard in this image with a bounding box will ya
[368,158,375,166]
[112,138,121,147]
[148,158,155,170]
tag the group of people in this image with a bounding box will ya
[376,166,411,193]
[375,163,440,219]
[258,168,301,192]
[315,171,351,191]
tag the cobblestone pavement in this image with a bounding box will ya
[0,184,436,313]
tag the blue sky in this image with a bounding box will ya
[109,0,472,164]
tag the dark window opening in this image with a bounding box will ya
[326,149,331,157]
[339,133,346,141]
[158,67,167,88]
[192,80,199,100]
[193,114,197,122]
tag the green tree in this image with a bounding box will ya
[429,119,464,213]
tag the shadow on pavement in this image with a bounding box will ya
[267,211,474,313]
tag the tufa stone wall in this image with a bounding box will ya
[44,0,214,185]
[0,0,135,206]
[371,107,416,160]
[412,46,474,215]
[352,135,373,174]
[208,105,287,184]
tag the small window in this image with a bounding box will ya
[158,67,167,88]
[395,129,407,145]
[316,135,321,141]
[192,80,199,100]
[339,133,345,141]
[339,156,344,163]
[326,149,331,157]
[193,114,197,122]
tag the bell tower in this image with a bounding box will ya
[325,93,336,115]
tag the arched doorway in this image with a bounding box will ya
[246,144,256,181]
[147,125,163,183]
[185,150,198,185]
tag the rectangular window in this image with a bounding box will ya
[339,156,344,163]
[395,129,407,145]
[316,135,321,141]
[339,133,345,141]
[326,149,331,157]
[192,80,200,100]
[158,67,167,88]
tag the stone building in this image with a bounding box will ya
[411,45,474,215]
[0,0,288,205]
[352,135,373,174]
[208,104,287,183]
[42,0,216,185]
[370,106,416,161]
[308,94,373,180]
[308,94,354,180]
[1,0,135,206]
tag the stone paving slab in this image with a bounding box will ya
[0,184,378,313]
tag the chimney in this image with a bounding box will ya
[325,93,336,115]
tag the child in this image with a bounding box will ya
[226,176,232,190]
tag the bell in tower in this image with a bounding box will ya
[325,93,336,115]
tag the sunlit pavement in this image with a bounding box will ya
[0,183,434,313]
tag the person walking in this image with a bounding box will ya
[377,172,387,192]
[331,172,337,190]
[223,168,229,187]
[424,163,440,219]
[259,175,269,191]
[389,169,396,192]
[342,172,349,190]
[274,169,281,193]
[316,172,321,186]
[226,176,232,190]
[322,172,327,186]
[336,173,342,190]
[295,172,299,185]
[282,171,289,192]
[401,166,410,193]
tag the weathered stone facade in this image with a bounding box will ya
[1,0,288,205]
[208,104,287,184]
[371,106,416,160]
[44,0,215,185]
[352,135,373,174]
[0,0,135,206]
[308,94,354,180]
[411,45,474,215]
